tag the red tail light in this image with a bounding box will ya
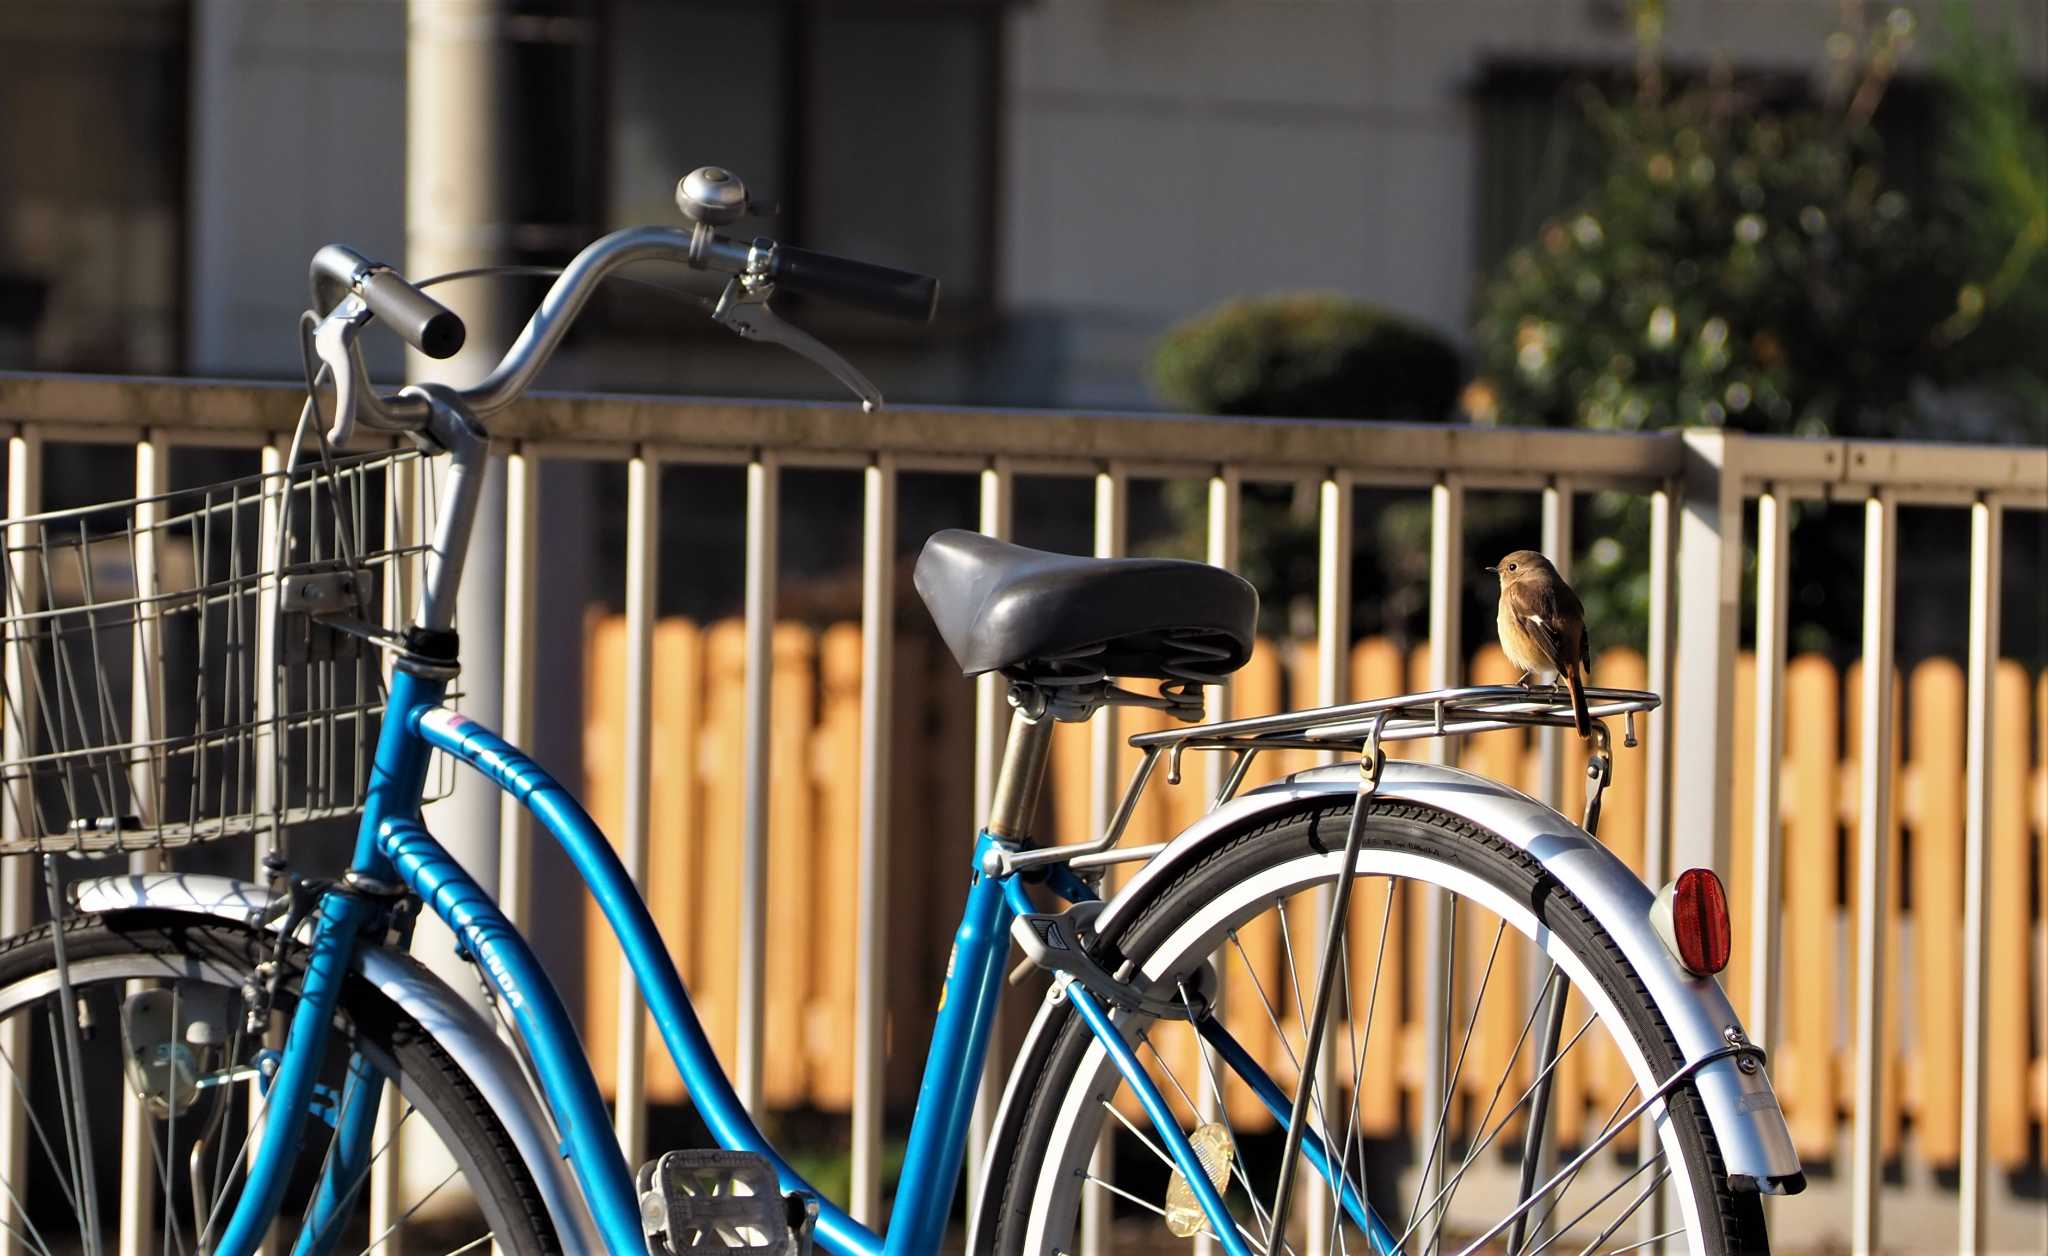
[1653,868,1731,977]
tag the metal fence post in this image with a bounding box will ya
[1418,476,1464,1227]
[738,453,780,1116]
[851,454,897,1226]
[1851,490,1899,1256]
[0,432,41,1256]
[1669,431,1742,877]
[614,448,661,1165]
[1537,478,1575,810]
[1957,496,2003,1255]
[1748,486,1792,1053]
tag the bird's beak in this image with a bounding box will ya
[1483,565,1497,573]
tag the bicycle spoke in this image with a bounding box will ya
[1521,1153,1666,1256]
[357,1161,460,1255]
[41,998,91,1251]
[1236,909,1351,1245]
[1325,878,1395,1256]
[1522,1082,1642,1251]
[160,983,186,1256]
[1273,898,1340,1143]
[1101,1096,1184,1177]
[1603,1226,1684,1255]
[1085,1156,1272,1256]
[1435,960,1563,1220]
[304,1098,423,1255]
[1269,893,1351,1253]
[1139,1031,1203,1128]
[1570,1165,1669,1256]
[0,1212,55,1256]
[195,1056,282,1251]
[200,1011,251,1249]
[140,1095,186,1256]
[1391,1013,1600,1255]
[1104,1064,1273,1254]
[0,1034,84,1222]
[1408,913,1507,1249]
[1180,981,1278,1245]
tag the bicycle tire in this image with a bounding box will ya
[989,798,1769,1255]
[0,910,560,1253]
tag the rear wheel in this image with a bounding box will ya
[0,910,559,1254]
[991,800,1768,1255]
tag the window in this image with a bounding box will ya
[603,1,1001,323]
[0,0,187,373]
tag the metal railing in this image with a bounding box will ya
[0,370,2041,1253]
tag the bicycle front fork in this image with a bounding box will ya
[211,889,388,1256]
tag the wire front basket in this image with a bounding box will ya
[1,446,444,856]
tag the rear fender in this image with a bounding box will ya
[969,761,1802,1242]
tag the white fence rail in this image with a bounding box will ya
[0,371,2041,1253]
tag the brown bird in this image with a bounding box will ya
[1488,549,1592,738]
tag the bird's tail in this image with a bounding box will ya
[1565,661,1591,739]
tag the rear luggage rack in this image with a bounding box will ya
[1003,684,1662,874]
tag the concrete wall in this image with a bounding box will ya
[179,0,2046,404]
[187,0,404,378]
[998,0,2048,407]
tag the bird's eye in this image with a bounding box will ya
[1507,563,1517,571]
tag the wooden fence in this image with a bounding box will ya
[581,614,2048,1173]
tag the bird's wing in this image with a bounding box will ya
[1506,580,1569,671]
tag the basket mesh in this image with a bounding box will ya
[0,446,443,855]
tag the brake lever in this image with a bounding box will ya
[310,296,374,446]
[712,277,883,412]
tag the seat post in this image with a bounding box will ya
[985,707,1054,841]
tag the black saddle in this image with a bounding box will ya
[913,530,1258,684]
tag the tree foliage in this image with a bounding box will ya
[1468,5,2045,439]
[1151,293,1462,422]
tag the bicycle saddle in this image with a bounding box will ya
[913,530,1257,684]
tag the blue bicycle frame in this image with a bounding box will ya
[214,667,1387,1256]
[190,222,1412,1256]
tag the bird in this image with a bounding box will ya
[1487,550,1592,738]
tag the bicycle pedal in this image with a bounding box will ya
[638,1149,817,1254]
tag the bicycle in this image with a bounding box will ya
[0,165,1802,1256]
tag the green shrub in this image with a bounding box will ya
[1150,293,1462,421]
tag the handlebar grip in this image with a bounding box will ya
[357,267,467,360]
[770,245,939,323]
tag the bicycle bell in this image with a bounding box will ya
[677,166,749,225]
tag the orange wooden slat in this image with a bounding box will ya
[582,613,627,1097]
[760,625,817,1107]
[641,618,703,1104]
[1986,661,2031,1167]
[695,619,747,1076]
[1347,871,1406,1138]
[1907,657,1966,1165]
[807,624,862,1111]
[2035,670,2048,1131]
[1779,653,1841,1159]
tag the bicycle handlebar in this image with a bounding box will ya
[313,219,938,433]
[770,244,939,323]
[358,267,467,359]
[309,245,466,360]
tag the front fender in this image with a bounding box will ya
[67,873,604,1252]
[971,761,1801,1241]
